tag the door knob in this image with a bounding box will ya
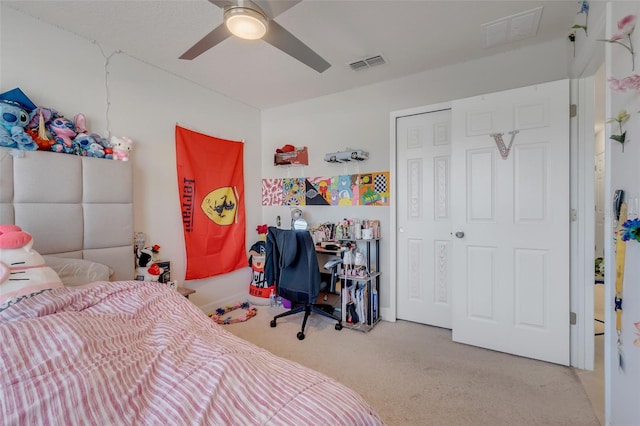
[455,231,465,238]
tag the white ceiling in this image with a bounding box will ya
[5,0,580,110]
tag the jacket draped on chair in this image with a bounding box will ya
[265,226,321,304]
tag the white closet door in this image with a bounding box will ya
[396,109,453,328]
[450,80,570,365]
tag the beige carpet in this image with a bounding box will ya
[223,303,600,426]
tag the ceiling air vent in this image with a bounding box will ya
[349,54,387,71]
[482,6,543,48]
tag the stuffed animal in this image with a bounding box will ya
[135,245,162,282]
[74,133,107,158]
[27,107,57,132]
[26,107,58,150]
[48,116,77,154]
[0,88,38,151]
[26,128,54,151]
[111,135,132,161]
[0,224,63,307]
[94,134,114,159]
[136,246,156,268]
[0,102,38,150]
[145,263,163,282]
[73,113,88,134]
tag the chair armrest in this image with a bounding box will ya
[324,256,342,269]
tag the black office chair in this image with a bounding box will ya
[266,227,342,340]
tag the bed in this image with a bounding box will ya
[0,147,383,425]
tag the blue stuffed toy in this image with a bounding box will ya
[74,133,107,158]
[0,88,38,151]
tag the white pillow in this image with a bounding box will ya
[43,256,113,287]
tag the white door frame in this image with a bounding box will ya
[570,77,596,370]
[389,87,597,368]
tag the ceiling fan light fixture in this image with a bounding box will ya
[224,6,268,40]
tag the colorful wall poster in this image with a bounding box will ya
[306,177,331,205]
[283,178,305,205]
[332,175,354,206]
[360,171,390,206]
[261,171,390,207]
[262,178,283,206]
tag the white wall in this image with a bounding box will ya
[262,39,570,313]
[605,3,640,424]
[1,6,262,309]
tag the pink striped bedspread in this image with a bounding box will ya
[0,281,383,425]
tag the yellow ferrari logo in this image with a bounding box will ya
[201,187,237,226]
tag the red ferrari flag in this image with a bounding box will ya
[175,125,246,279]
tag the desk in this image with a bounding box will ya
[315,247,340,255]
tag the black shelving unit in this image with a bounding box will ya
[338,238,380,332]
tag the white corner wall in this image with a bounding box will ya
[605,2,640,425]
[261,38,570,316]
[1,6,262,309]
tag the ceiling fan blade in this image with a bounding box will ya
[252,0,301,19]
[262,20,330,73]
[209,0,234,9]
[179,24,231,60]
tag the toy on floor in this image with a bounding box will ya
[208,301,257,324]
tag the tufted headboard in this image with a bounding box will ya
[0,147,134,280]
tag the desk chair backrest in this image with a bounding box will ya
[265,227,320,304]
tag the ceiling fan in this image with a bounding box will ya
[179,0,330,73]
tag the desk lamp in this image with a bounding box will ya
[291,207,308,230]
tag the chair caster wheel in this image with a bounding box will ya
[297,331,305,340]
[335,323,343,331]
[270,320,277,328]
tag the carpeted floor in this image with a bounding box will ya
[222,300,600,426]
